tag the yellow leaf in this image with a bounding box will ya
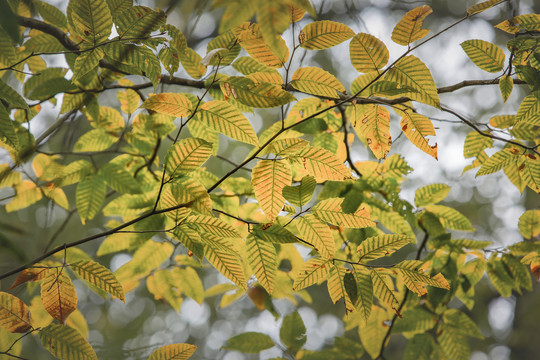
[40,268,78,324]
[180,47,207,79]
[141,93,192,118]
[220,76,296,108]
[467,0,505,15]
[246,233,277,294]
[290,66,345,98]
[312,198,375,229]
[349,33,389,73]
[70,260,125,302]
[233,23,288,68]
[327,266,355,312]
[351,104,391,159]
[5,180,43,212]
[148,343,198,360]
[461,39,505,73]
[205,246,247,290]
[296,214,335,259]
[0,292,32,333]
[391,6,432,46]
[293,257,331,290]
[400,112,438,159]
[257,0,290,56]
[165,138,213,178]
[299,20,354,50]
[252,159,292,221]
[291,146,352,181]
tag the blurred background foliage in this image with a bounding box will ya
[0,0,539,359]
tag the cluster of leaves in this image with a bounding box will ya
[0,0,538,359]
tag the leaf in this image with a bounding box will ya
[499,75,513,102]
[5,180,43,213]
[291,146,352,181]
[461,40,505,73]
[99,162,141,194]
[424,205,474,231]
[290,66,345,98]
[385,55,440,107]
[349,33,389,73]
[39,323,97,360]
[165,138,213,178]
[220,76,295,108]
[518,209,540,239]
[223,332,274,353]
[312,198,375,229]
[282,175,316,207]
[179,47,207,79]
[327,266,355,311]
[0,106,19,150]
[67,0,112,45]
[516,94,540,125]
[371,269,399,308]
[352,104,392,159]
[518,154,540,193]
[442,309,484,339]
[463,131,493,158]
[256,0,290,56]
[357,234,415,262]
[395,260,450,295]
[115,6,166,39]
[246,233,277,294]
[252,159,292,221]
[391,6,432,46]
[198,100,259,146]
[268,138,309,156]
[72,48,104,82]
[41,269,78,324]
[184,214,241,238]
[76,174,106,224]
[233,22,288,68]
[467,0,505,15]
[293,257,332,290]
[33,0,68,29]
[0,292,32,333]
[280,311,306,354]
[415,183,450,207]
[299,20,354,50]
[296,214,335,259]
[0,78,28,109]
[70,260,125,302]
[476,147,518,176]
[147,343,198,360]
[141,93,192,118]
[352,266,373,322]
[205,247,246,290]
[496,14,540,33]
[400,112,438,159]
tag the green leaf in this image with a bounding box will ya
[39,323,98,360]
[24,68,76,101]
[185,214,241,238]
[371,268,399,308]
[352,266,373,322]
[476,147,518,176]
[442,309,484,339]
[516,94,540,125]
[487,256,514,297]
[0,79,28,109]
[205,246,247,290]
[72,48,104,82]
[67,0,112,45]
[115,6,166,39]
[312,198,375,228]
[165,138,213,178]
[467,0,505,15]
[357,234,415,262]
[180,47,207,79]
[198,100,259,146]
[99,162,141,194]
[0,105,19,150]
[499,75,513,102]
[70,260,125,302]
[73,128,117,152]
[461,39,505,73]
[415,183,450,207]
[463,131,493,158]
[393,307,437,334]
[282,175,316,207]
[33,0,68,29]
[220,76,295,108]
[299,20,354,50]
[518,209,540,239]
[223,332,274,353]
[404,333,438,360]
[246,233,277,294]
[296,215,335,259]
[54,160,94,187]
[424,205,474,231]
[233,22,289,68]
[280,311,306,354]
[147,343,197,360]
[76,174,106,224]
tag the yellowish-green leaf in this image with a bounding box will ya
[424,205,474,231]
[293,257,331,290]
[0,78,28,109]
[395,260,450,295]
[39,323,97,360]
[233,56,277,75]
[487,256,514,297]
[516,94,540,125]
[99,162,141,194]
[385,55,440,107]
[518,209,540,239]
[67,0,112,45]
[198,100,259,145]
[0,292,32,333]
[312,198,375,229]
[246,233,277,294]
[351,266,373,322]
[40,269,78,324]
[463,131,493,158]
[518,154,540,193]
[205,246,246,290]
[180,47,207,79]
[391,6,432,46]
[352,104,392,159]
[349,33,389,73]
[415,183,450,207]
[216,1,257,33]
[76,174,106,225]
[327,266,355,312]
[185,214,241,238]
[291,146,352,181]
[252,159,292,221]
[72,48,103,82]
[400,112,438,159]
[223,332,274,353]
[42,185,69,210]
[296,214,335,259]
[141,93,192,118]
[70,260,125,302]
[220,76,295,108]
[358,234,415,262]
[476,147,519,176]
[299,20,354,50]
[267,138,309,157]
[290,66,345,98]
[467,0,505,15]
[495,14,540,33]
[257,0,290,56]
[147,343,197,360]
[74,129,117,152]
[461,39,505,73]
[165,138,213,178]
[282,175,316,207]
[499,75,513,102]
[5,180,43,212]
[370,207,415,238]
[371,269,399,308]
[115,6,166,39]
[233,22,288,68]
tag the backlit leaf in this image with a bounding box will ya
[296,214,335,259]
[115,6,166,39]
[5,180,43,213]
[147,343,197,360]
[424,205,474,231]
[463,131,493,158]
[349,33,389,73]
[220,76,295,108]
[291,146,352,181]
[0,79,28,109]
[205,246,247,290]
[282,175,316,207]
[400,112,438,159]
[290,66,345,98]
[76,174,106,224]
[495,14,540,33]
[371,269,399,308]
[180,47,207,79]
[467,0,505,15]
[280,311,306,354]
[299,20,354,50]
[293,257,331,290]
[415,183,450,207]
[516,94,540,125]
[461,40,505,73]
[257,0,290,56]
[165,138,213,178]
[499,75,513,102]
[476,147,518,176]
[141,93,192,118]
[184,214,241,238]
[39,323,97,360]
[391,6,432,46]
[0,292,32,333]
[70,260,125,302]
[223,332,274,353]
[395,260,450,295]
[67,0,112,45]
[198,100,259,145]
[352,104,392,159]
[518,209,540,239]
[352,266,373,322]
[41,269,78,324]
[246,233,277,294]
[357,234,415,262]
[233,23,288,68]
[252,159,292,221]
[312,198,375,228]
[74,129,117,152]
